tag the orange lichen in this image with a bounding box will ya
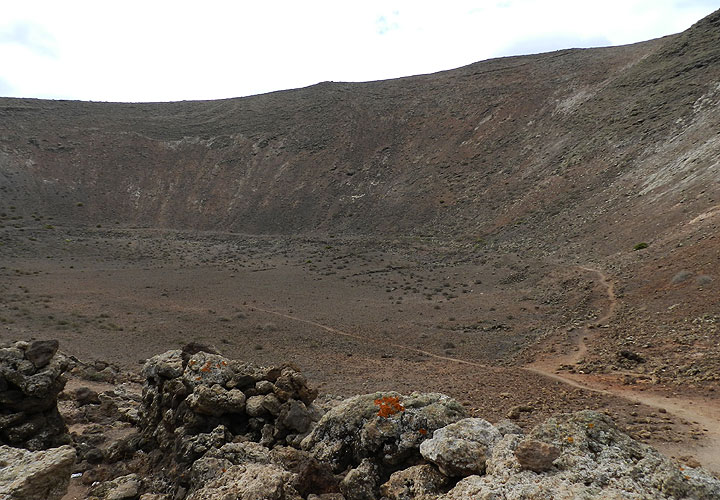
[374,396,405,418]
[567,436,574,443]
[587,423,595,429]
[200,362,212,373]
[418,428,428,435]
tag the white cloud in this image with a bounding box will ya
[0,0,718,102]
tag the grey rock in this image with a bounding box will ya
[0,344,69,449]
[302,392,466,472]
[88,473,141,500]
[84,447,105,464]
[270,446,340,497]
[182,352,234,389]
[262,393,283,416]
[420,417,502,477]
[25,340,59,369]
[380,464,448,500]
[494,419,524,436]
[190,456,233,490]
[340,459,379,500]
[280,399,312,433]
[256,380,275,394]
[142,350,184,380]
[274,368,318,405]
[439,411,720,499]
[186,463,302,500]
[176,425,230,463]
[185,384,246,416]
[0,444,76,500]
[75,386,101,405]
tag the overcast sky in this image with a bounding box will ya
[1,1,718,103]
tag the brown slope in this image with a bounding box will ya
[0,14,716,255]
[0,31,681,239]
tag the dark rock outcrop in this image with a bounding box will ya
[0,340,70,449]
[139,350,320,464]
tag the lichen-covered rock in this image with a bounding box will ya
[380,464,448,500]
[514,438,560,472]
[301,392,466,472]
[0,444,76,500]
[186,463,302,500]
[142,350,184,381]
[419,417,502,477]
[439,410,720,499]
[339,458,379,500]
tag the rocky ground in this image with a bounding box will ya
[1,341,719,500]
[1,226,718,475]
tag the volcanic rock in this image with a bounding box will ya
[439,410,720,499]
[419,417,502,477]
[301,391,466,472]
[0,340,70,449]
[513,438,561,472]
[0,444,76,500]
[380,464,448,500]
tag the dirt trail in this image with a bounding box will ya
[255,266,720,474]
[528,266,720,474]
[251,306,503,372]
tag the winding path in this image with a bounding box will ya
[252,265,720,474]
[527,265,720,474]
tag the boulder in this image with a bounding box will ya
[419,417,502,477]
[0,444,76,500]
[301,392,466,472]
[186,463,302,500]
[438,411,720,499]
[25,340,59,369]
[185,384,246,416]
[279,399,313,433]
